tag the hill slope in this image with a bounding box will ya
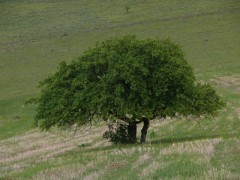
[0,0,240,179]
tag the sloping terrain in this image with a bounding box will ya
[0,0,240,179]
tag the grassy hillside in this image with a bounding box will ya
[0,0,240,179]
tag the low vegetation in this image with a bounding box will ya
[0,0,239,179]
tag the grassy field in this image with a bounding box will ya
[0,0,240,179]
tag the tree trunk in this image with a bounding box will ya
[140,118,149,143]
[128,122,137,143]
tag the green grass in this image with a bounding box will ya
[0,0,240,179]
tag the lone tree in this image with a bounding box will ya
[33,35,224,143]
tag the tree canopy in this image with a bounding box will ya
[33,35,224,143]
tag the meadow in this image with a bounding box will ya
[0,0,240,179]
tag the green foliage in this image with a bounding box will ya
[103,123,130,144]
[0,0,239,178]
[33,35,224,130]
[1,0,238,140]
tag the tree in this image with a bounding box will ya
[33,35,224,143]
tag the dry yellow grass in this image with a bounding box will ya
[0,126,108,177]
[235,108,240,119]
[0,111,239,179]
[140,161,160,178]
[132,152,151,169]
[203,168,240,179]
[210,75,240,92]
[160,138,222,155]
[1,125,239,179]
